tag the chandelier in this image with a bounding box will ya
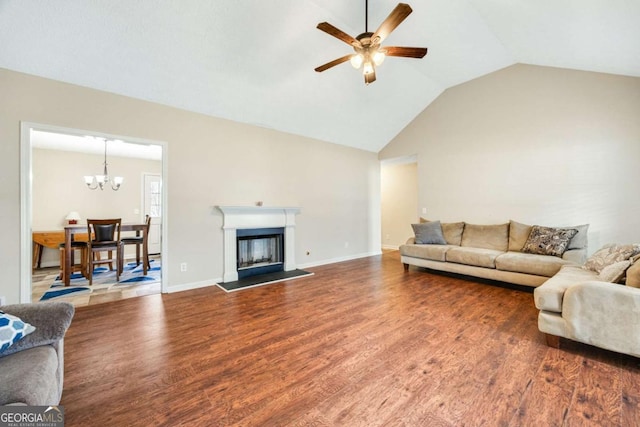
[84,138,123,191]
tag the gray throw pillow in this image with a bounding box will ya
[411,221,447,245]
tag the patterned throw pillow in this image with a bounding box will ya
[0,311,36,353]
[583,244,640,273]
[598,260,632,283]
[521,226,578,257]
[411,221,447,245]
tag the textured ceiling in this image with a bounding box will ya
[1,0,639,152]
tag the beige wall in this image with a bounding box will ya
[381,162,418,248]
[380,64,640,253]
[0,68,381,304]
[32,148,161,266]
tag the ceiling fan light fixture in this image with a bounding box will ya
[350,53,364,69]
[363,61,374,75]
[314,2,427,84]
[372,50,385,66]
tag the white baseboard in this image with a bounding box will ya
[167,278,221,294]
[381,244,399,250]
[297,251,382,269]
[167,251,384,293]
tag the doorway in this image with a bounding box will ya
[380,155,418,250]
[20,122,168,304]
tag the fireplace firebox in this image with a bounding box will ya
[236,227,284,279]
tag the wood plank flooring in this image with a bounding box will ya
[61,251,640,426]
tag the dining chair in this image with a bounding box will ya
[119,215,151,275]
[86,218,122,286]
[58,241,88,282]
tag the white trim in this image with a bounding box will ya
[167,279,221,293]
[381,244,400,250]
[19,123,32,303]
[297,251,382,269]
[19,122,170,301]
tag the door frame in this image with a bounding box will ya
[19,122,169,302]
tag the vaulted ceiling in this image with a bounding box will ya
[1,1,639,152]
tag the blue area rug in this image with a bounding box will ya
[40,260,161,301]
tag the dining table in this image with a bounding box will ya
[61,222,149,287]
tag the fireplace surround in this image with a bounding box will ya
[217,206,301,283]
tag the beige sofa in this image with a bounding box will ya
[400,220,588,287]
[534,247,640,357]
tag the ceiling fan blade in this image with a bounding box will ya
[372,3,412,44]
[317,22,360,47]
[384,46,428,58]
[315,55,352,72]
[364,70,376,85]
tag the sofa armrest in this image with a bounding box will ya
[0,302,75,357]
[563,281,640,357]
[406,237,415,244]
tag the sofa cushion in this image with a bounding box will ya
[522,226,578,257]
[583,243,640,273]
[400,244,454,262]
[420,218,465,246]
[496,252,572,277]
[446,247,503,268]
[534,265,599,312]
[411,221,447,245]
[460,223,509,252]
[508,220,532,252]
[0,345,59,405]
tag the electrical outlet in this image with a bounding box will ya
[180,262,187,272]
[344,242,349,248]
[422,207,427,214]
[0,296,5,306]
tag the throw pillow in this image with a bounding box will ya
[0,311,36,353]
[598,260,631,283]
[583,243,639,273]
[419,218,464,245]
[567,224,589,250]
[411,221,447,245]
[521,226,578,257]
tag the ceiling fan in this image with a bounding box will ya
[314,1,428,85]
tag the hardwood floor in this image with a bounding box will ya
[61,251,640,426]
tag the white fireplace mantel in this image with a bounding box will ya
[217,206,301,282]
